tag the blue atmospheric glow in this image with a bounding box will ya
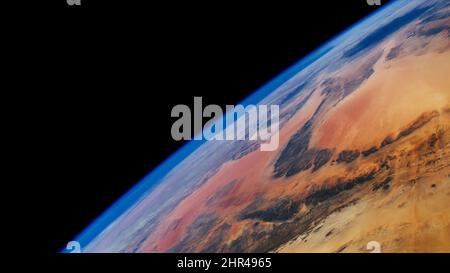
[65,0,402,253]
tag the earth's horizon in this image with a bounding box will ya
[75,0,450,253]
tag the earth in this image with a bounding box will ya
[77,0,450,253]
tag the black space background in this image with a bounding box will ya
[17,0,395,254]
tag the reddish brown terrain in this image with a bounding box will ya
[83,0,450,253]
